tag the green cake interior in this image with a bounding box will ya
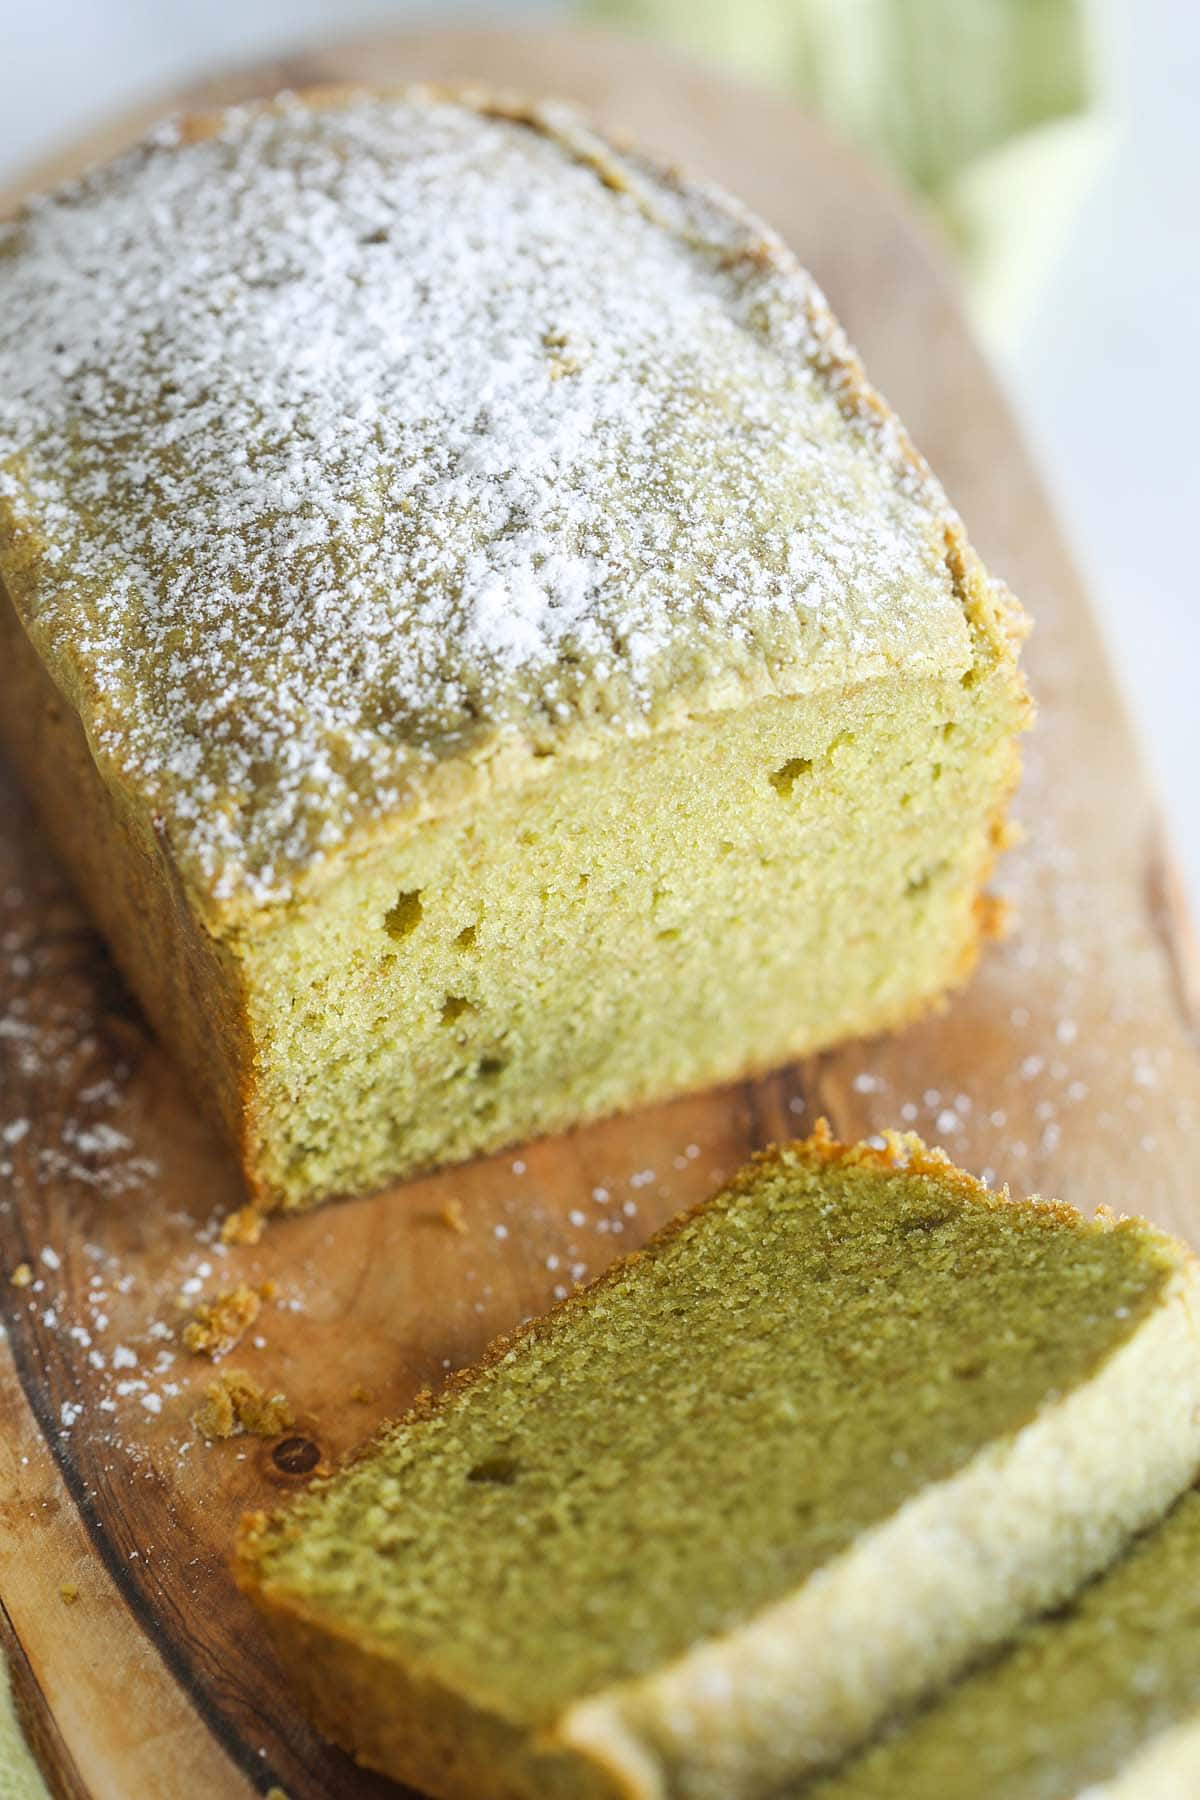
[245,1148,1173,1724]
[805,1485,1200,1800]
[245,643,1022,1206]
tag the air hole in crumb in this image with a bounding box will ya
[360,226,390,245]
[657,927,680,942]
[961,667,981,690]
[931,763,943,782]
[384,890,423,939]
[467,1456,521,1486]
[897,1209,955,1234]
[942,721,958,741]
[455,924,478,949]
[440,995,472,1026]
[769,757,812,797]
[478,1056,505,1080]
[905,861,946,897]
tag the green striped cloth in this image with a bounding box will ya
[586,0,1103,339]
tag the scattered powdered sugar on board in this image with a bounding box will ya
[0,92,968,910]
[0,795,321,1474]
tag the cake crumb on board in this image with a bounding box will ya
[9,1262,32,1288]
[181,1281,278,1359]
[220,1205,266,1247]
[181,1283,262,1359]
[193,1371,294,1440]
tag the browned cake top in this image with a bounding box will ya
[0,91,985,918]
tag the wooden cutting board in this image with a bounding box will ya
[1,24,1197,1800]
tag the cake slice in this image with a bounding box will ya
[804,1485,1200,1800]
[236,1131,1200,1800]
[0,90,1029,1212]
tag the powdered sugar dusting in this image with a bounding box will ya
[0,93,968,910]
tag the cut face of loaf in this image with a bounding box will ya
[236,1132,1200,1800]
[0,573,1025,1208]
[245,662,1021,1203]
[0,91,1030,1209]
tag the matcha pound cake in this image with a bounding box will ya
[803,1485,1200,1800]
[0,90,1030,1211]
[237,1131,1200,1800]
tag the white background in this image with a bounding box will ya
[3,0,1197,908]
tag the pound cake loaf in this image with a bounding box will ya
[236,1131,1200,1800]
[0,90,1029,1210]
[805,1485,1200,1800]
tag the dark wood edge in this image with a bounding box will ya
[0,1270,281,1798]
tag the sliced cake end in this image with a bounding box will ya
[236,1128,1200,1799]
[804,1483,1200,1800]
